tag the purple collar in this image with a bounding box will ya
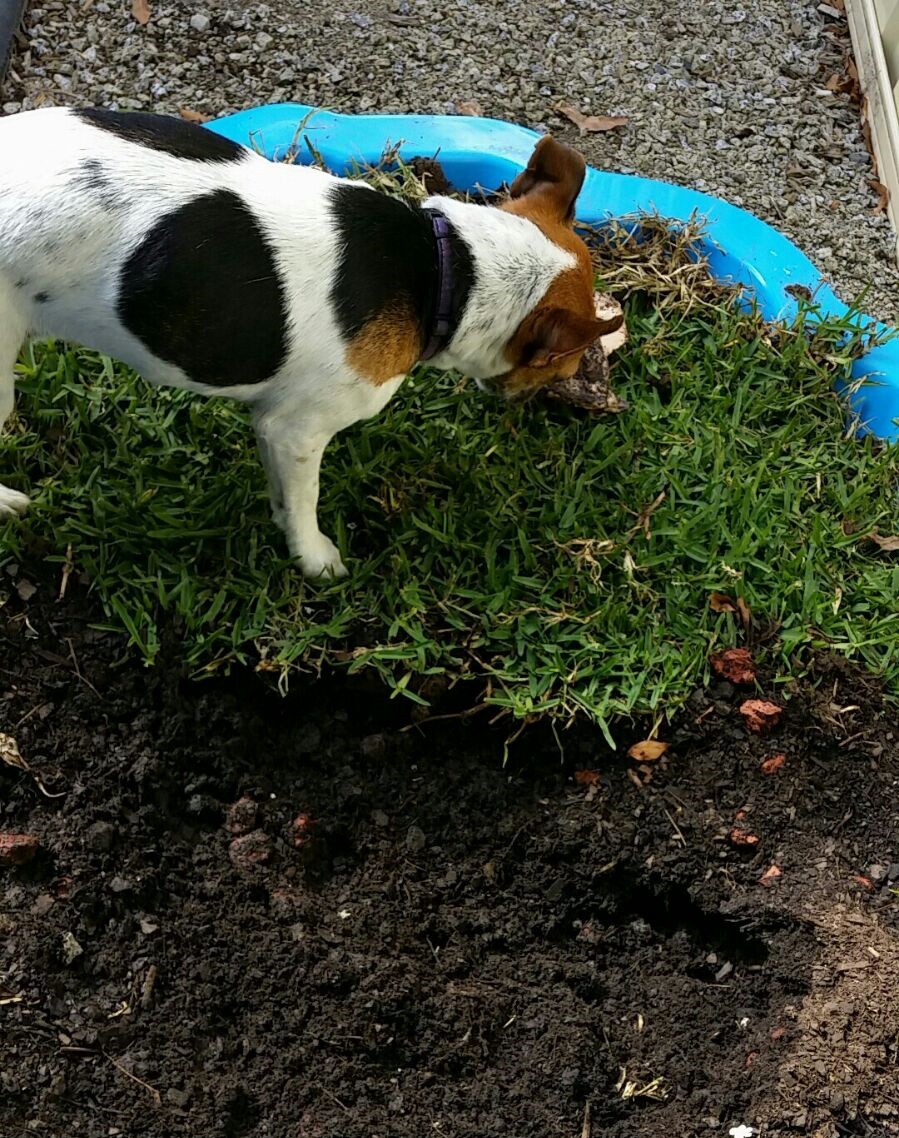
[420,210,456,362]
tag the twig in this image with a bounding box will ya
[66,638,103,700]
[663,806,687,846]
[59,543,74,601]
[103,1051,162,1106]
[401,702,490,732]
[581,1102,592,1138]
[319,1087,350,1113]
[140,964,157,1009]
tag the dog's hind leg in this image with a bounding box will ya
[0,275,31,518]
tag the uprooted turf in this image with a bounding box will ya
[1,193,897,737]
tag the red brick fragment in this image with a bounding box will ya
[0,833,39,866]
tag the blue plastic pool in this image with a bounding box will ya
[208,103,899,443]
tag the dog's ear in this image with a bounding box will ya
[517,306,605,368]
[508,136,587,224]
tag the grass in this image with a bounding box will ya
[2,170,899,740]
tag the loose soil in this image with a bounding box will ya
[2,573,898,1138]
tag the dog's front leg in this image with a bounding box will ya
[0,277,31,518]
[254,409,346,579]
[280,432,347,580]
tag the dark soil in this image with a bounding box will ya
[2,572,899,1138]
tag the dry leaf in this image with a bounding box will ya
[869,178,890,214]
[739,699,783,734]
[627,739,670,762]
[729,827,760,847]
[736,596,752,628]
[868,530,899,551]
[131,0,151,24]
[760,752,787,775]
[709,592,751,628]
[0,732,29,772]
[179,108,210,124]
[554,103,629,136]
[574,769,600,786]
[759,864,782,887]
[456,99,484,117]
[851,874,875,893]
[710,647,756,685]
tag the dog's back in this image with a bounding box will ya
[0,107,350,395]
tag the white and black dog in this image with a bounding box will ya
[0,108,619,577]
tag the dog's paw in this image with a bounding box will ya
[0,485,30,519]
[296,535,348,580]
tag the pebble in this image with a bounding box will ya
[225,796,258,836]
[85,821,116,852]
[4,0,897,318]
[228,829,272,871]
[406,825,426,853]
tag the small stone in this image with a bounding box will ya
[255,31,273,50]
[189,12,211,32]
[270,888,303,916]
[225,797,258,835]
[290,813,316,849]
[109,876,132,893]
[86,821,116,852]
[61,931,83,965]
[31,894,55,916]
[867,864,888,883]
[405,825,426,853]
[361,733,388,759]
[228,830,272,871]
[887,863,899,882]
[372,809,389,828]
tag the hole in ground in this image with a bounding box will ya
[568,869,772,965]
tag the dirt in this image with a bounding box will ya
[2,571,899,1138]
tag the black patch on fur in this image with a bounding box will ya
[33,291,49,304]
[117,189,287,387]
[13,278,26,290]
[73,158,126,212]
[76,109,246,163]
[329,184,475,356]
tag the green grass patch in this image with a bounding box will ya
[2,207,899,737]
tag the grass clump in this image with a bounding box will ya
[2,165,898,738]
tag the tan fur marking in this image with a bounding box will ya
[345,308,421,385]
[495,182,611,395]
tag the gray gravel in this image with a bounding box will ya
[4,0,898,321]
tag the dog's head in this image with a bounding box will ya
[486,136,621,397]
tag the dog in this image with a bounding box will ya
[0,108,620,578]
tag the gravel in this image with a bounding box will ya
[3,0,898,321]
